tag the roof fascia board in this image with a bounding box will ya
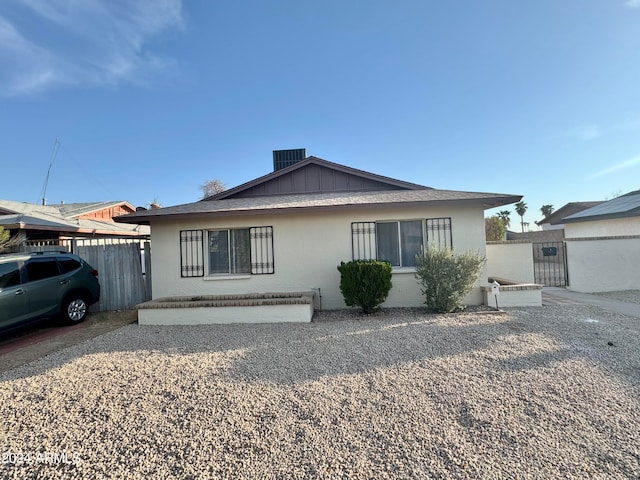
[116,195,521,225]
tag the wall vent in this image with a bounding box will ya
[273,148,306,171]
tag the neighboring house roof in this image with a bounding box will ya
[0,200,135,217]
[57,201,135,218]
[536,201,604,226]
[0,200,148,236]
[563,190,640,223]
[114,157,522,224]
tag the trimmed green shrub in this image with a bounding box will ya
[337,260,393,314]
[415,245,485,313]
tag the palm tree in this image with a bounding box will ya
[514,201,527,232]
[540,204,554,219]
[497,210,511,229]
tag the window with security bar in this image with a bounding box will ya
[351,222,376,260]
[351,218,453,266]
[250,226,274,274]
[180,226,274,277]
[180,230,204,277]
[376,220,423,267]
[209,229,251,274]
[426,218,452,250]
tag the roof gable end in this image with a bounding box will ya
[207,156,431,200]
[58,201,135,219]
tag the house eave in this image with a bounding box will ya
[115,195,522,225]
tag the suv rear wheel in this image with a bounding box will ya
[62,294,89,324]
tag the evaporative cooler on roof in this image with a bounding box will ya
[273,149,306,171]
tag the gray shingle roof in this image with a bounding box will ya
[563,190,640,223]
[0,200,148,236]
[536,201,604,226]
[115,189,522,225]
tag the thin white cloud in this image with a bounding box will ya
[0,0,184,96]
[565,125,601,141]
[590,155,640,179]
[615,115,640,132]
[626,0,640,8]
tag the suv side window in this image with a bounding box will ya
[0,262,21,289]
[58,258,82,274]
[25,259,60,282]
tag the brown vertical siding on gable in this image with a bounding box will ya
[231,163,410,198]
[77,205,133,221]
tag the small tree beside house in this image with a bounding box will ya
[485,216,506,241]
[0,227,19,253]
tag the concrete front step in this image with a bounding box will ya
[482,282,543,307]
[136,292,316,325]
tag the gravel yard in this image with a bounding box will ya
[1,305,639,479]
[594,290,640,305]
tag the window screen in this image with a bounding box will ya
[376,222,400,266]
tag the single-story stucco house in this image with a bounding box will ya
[115,150,522,323]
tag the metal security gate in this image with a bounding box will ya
[533,242,568,286]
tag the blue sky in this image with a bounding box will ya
[1,1,639,229]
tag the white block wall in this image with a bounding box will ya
[486,241,535,284]
[566,237,640,292]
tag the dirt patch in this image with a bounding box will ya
[0,310,137,374]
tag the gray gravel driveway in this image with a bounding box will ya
[1,305,639,479]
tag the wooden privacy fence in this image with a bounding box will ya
[17,239,151,312]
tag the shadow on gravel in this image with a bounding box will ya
[221,306,640,388]
[2,306,639,394]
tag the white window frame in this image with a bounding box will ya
[208,228,251,276]
[180,226,274,278]
[351,218,453,269]
[376,219,424,268]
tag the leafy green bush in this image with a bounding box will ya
[415,246,485,313]
[337,260,393,314]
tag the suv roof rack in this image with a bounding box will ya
[33,251,69,255]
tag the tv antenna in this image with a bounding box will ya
[39,138,61,205]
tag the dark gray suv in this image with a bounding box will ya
[0,251,100,332]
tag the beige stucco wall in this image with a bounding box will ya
[148,204,488,309]
[564,217,640,238]
[566,237,640,292]
[485,241,535,284]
